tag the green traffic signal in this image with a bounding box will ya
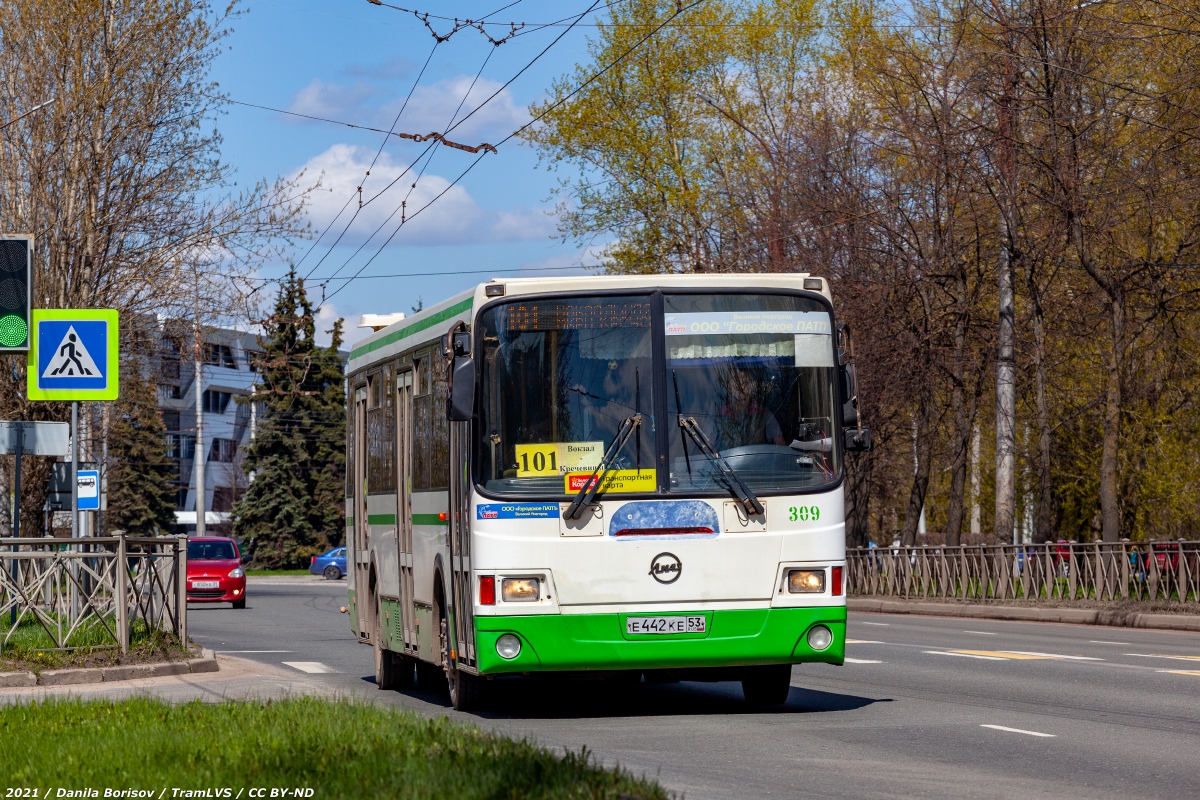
[0,237,31,351]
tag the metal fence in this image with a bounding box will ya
[1,533,187,653]
[847,541,1200,604]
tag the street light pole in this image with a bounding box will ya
[0,98,55,131]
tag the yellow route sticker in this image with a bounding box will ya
[516,441,603,477]
[565,469,656,494]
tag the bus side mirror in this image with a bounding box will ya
[844,427,872,452]
[448,357,476,421]
[840,362,860,428]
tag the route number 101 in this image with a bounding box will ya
[788,505,820,522]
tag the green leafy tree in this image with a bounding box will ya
[106,363,179,535]
[233,270,346,568]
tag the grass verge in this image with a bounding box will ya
[0,615,191,672]
[0,697,670,799]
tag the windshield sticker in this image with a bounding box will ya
[516,441,604,476]
[565,469,656,494]
[609,500,720,539]
[665,311,831,336]
[476,503,560,520]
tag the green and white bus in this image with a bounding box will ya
[345,273,870,709]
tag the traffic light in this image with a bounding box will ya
[0,235,32,351]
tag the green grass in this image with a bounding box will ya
[245,568,314,576]
[0,697,670,799]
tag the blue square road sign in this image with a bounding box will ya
[27,309,119,401]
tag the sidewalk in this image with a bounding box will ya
[848,598,1200,632]
[0,655,339,705]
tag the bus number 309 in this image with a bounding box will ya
[788,506,820,522]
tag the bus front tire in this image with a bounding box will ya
[436,598,486,711]
[741,664,792,706]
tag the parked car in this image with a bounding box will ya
[187,536,247,608]
[310,547,347,580]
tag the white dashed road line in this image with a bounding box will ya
[981,724,1056,738]
[283,661,341,674]
[844,658,883,664]
[1000,651,1103,661]
[1089,641,1129,645]
[963,631,997,635]
[845,639,883,644]
[860,621,890,626]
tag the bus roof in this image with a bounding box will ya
[347,272,831,373]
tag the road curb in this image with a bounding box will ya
[848,598,1200,632]
[3,649,220,688]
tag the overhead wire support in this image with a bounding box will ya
[367,0,527,45]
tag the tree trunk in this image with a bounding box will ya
[995,240,1017,544]
[1100,292,1124,542]
[944,298,972,546]
[1030,281,1055,542]
[900,407,932,547]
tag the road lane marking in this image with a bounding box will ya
[1000,651,1103,661]
[846,639,883,644]
[951,650,1050,660]
[1089,641,1129,645]
[1158,670,1200,677]
[844,658,882,664]
[926,650,1008,661]
[222,650,294,653]
[1125,654,1200,662]
[980,724,1056,738]
[963,631,997,635]
[860,621,890,626]
[283,661,341,674]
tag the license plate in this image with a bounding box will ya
[626,615,706,635]
[191,580,219,589]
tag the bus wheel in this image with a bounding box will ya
[437,598,486,711]
[741,664,792,706]
[375,599,413,689]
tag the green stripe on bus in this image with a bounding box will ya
[412,513,448,526]
[367,514,396,525]
[350,297,473,361]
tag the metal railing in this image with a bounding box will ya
[847,541,1200,604]
[1,533,187,653]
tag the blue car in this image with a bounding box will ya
[310,547,347,580]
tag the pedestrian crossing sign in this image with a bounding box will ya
[27,309,119,401]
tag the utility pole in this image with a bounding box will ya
[193,266,205,536]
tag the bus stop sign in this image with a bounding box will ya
[27,308,119,401]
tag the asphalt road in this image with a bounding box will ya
[188,577,1200,800]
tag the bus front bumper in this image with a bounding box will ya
[473,606,845,675]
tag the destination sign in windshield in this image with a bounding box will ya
[664,311,831,336]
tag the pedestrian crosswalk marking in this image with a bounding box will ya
[282,661,340,674]
[41,325,100,378]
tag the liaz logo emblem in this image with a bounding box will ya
[649,552,682,584]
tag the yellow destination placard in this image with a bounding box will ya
[516,441,603,477]
[564,469,656,494]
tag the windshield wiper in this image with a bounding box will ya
[563,414,642,520]
[677,417,765,515]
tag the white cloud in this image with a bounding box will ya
[314,302,373,349]
[284,75,528,143]
[287,79,378,122]
[515,244,608,275]
[295,144,556,247]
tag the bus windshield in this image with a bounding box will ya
[665,293,840,492]
[476,291,840,498]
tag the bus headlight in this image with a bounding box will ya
[787,569,825,593]
[501,578,539,602]
[807,625,833,651]
[496,634,522,659]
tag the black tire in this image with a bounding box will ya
[232,598,246,609]
[323,565,341,581]
[741,664,792,706]
[436,595,486,711]
[374,599,407,690]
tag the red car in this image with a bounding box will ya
[186,536,247,609]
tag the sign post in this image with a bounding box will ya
[27,308,120,540]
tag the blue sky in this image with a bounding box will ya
[209,0,609,345]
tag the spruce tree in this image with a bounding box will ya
[233,270,346,568]
[107,363,179,535]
